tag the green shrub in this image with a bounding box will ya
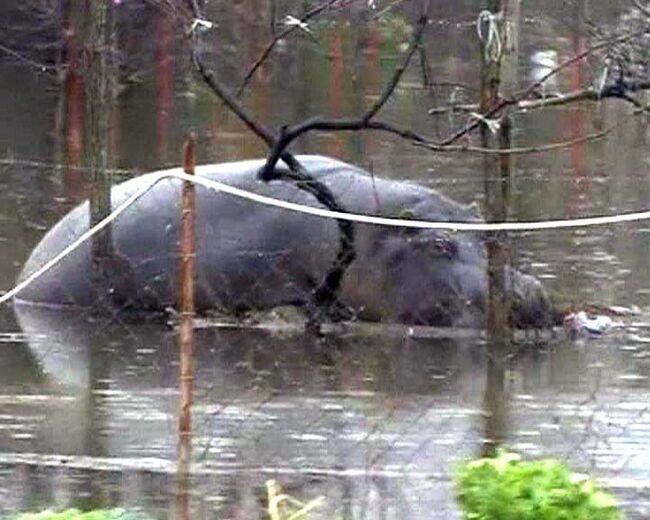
[8,509,151,520]
[455,451,623,520]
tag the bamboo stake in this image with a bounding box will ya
[176,133,196,520]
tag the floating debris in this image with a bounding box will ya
[564,311,615,335]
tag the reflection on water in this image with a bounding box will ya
[2,0,650,518]
[2,304,650,518]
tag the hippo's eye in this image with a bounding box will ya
[434,237,458,258]
[412,233,458,259]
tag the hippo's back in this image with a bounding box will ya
[15,155,482,316]
[15,156,341,308]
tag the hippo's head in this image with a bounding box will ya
[367,227,488,327]
[355,223,559,329]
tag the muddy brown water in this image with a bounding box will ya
[2,1,650,518]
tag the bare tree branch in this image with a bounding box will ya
[631,0,650,18]
[0,43,62,72]
[192,49,358,320]
[193,5,648,171]
[618,90,650,112]
[427,79,650,115]
[364,15,428,121]
[258,14,429,177]
[439,26,650,146]
[192,53,276,147]
[414,122,617,155]
[185,0,358,322]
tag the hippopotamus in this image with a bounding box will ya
[15,155,557,328]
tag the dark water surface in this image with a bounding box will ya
[2,1,650,518]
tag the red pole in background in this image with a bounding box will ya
[156,12,173,164]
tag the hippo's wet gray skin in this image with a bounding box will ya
[16,156,556,328]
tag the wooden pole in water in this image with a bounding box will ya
[480,0,511,349]
[176,134,196,519]
[86,0,114,305]
[479,0,520,455]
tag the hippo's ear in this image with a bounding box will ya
[395,209,421,238]
[397,209,415,220]
[467,201,482,219]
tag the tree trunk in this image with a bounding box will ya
[85,1,114,304]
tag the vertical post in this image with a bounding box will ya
[176,134,196,520]
[480,0,511,350]
[86,1,114,303]
[479,0,519,455]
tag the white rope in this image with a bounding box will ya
[0,173,166,305]
[3,166,650,305]
[477,10,503,63]
[166,169,650,231]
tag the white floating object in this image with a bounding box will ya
[565,311,613,335]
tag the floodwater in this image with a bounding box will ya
[2,1,650,518]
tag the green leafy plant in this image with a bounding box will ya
[456,451,623,520]
[8,509,151,520]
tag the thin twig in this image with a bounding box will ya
[414,122,617,155]
[236,0,346,98]
[428,81,477,92]
[620,90,650,113]
[0,43,62,72]
[372,0,408,20]
[191,49,312,174]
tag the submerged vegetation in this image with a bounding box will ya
[455,451,623,520]
[5,481,324,520]
[7,510,152,520]
[6,456,622,520]
[265,480,325,520]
